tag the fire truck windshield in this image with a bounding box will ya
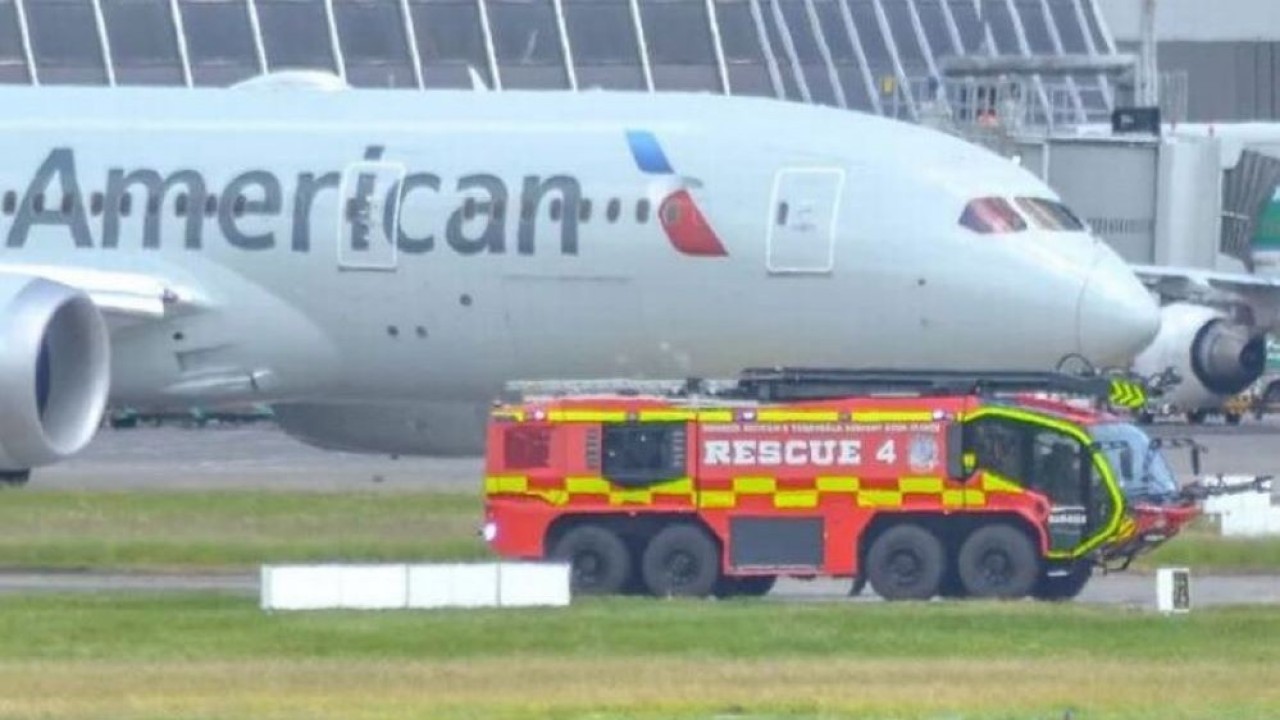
[1090,423,1178,500]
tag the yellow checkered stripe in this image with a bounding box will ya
[485,475,694,506]
[701,475,1008,510]
[490,409,936,424]
[486,472,1024,510]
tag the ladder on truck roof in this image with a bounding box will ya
[734,367,1162,409]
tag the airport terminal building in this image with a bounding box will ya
[0,0,1126,123]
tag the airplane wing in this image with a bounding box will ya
[1132,264,1280,329]
[0,262,204,328]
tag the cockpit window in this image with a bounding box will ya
[1015,197,1086,232]
[959,197,1027,234]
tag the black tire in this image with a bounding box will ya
[1032,565,1093,601]
[1186,410,1207,425]
[641,524,721,598]
[849,575,867,597]
[1137,411,1155,425]
[864,524,946,601]
[549,525,631,596]
[957,524,1039,599]
[1226,412,1243,426]
[0,470,30,487]
[714,575,777,598]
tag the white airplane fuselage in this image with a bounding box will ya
[0,86,1159,456]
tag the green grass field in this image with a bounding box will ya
[1,490,1279,573]
[0,490,490,568]
[0,595,1275,719]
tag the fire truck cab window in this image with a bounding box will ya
[966,417,1086,508]
[602,422,686,486]
[959,197,1027,234]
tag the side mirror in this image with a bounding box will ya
[1192,446,1202,476]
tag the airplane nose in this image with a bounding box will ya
[1077,255,1161,367]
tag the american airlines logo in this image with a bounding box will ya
[625,130,728,258]
[2,132,727,258]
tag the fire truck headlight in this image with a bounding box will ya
[482,521,498,543]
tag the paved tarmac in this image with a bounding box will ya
[14,418,1280,608]
[0,570,1273,610]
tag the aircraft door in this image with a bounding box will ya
[337,161,406,271]
[766,167,844,274]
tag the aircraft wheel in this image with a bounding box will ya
[1186,410,1207,425]
[550,525,631,596]
[865,524,945,601]
[642,524,721,598]
[0,470,30,487]
[1032,565,1093,601]
[957,524,1039,599]
[1225,412,1243,426]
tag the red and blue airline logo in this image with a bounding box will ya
[626,130,727,257]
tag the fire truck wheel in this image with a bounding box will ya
[957,525,1039,599]
[864,524,945,601]
[1031,565,1093,601]
[642,524,721,598]
[550,525,631,595]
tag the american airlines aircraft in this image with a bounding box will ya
[0,83,1159,482]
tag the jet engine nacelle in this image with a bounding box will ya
[1133,302,1267,410]
[272,401,488,457]
[0,274,110,471]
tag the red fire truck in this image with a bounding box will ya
[482,369,1258,601]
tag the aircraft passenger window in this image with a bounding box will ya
[549,199,563,221]
[2,192,14,215]
[147,196,161,216]
[232,195,247,218]
[958,197,1026,234]
[776,202,789,226]
[579,199,592,222]
[462,197,477,220]
[90,193,104,216]
[119,194,132,217]
[636,199,650,223]
[521,201,534,222]
[1015,197,1086,232]
[490,199,505,219]
[205,196,218,216]
[606,199,620,222]
[175,194,188,217]
[33,194,44,213]
[61,195,74,216]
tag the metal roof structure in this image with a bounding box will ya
[0,0,1120,123]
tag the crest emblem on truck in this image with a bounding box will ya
[909,434,940,472]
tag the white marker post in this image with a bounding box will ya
[1156,567,1191,614]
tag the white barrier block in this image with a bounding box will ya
[338,565,409,609]
[262,566,342,611]
[407,563,499,609]
[498,562,571,607]
[1156,567,1191,614]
